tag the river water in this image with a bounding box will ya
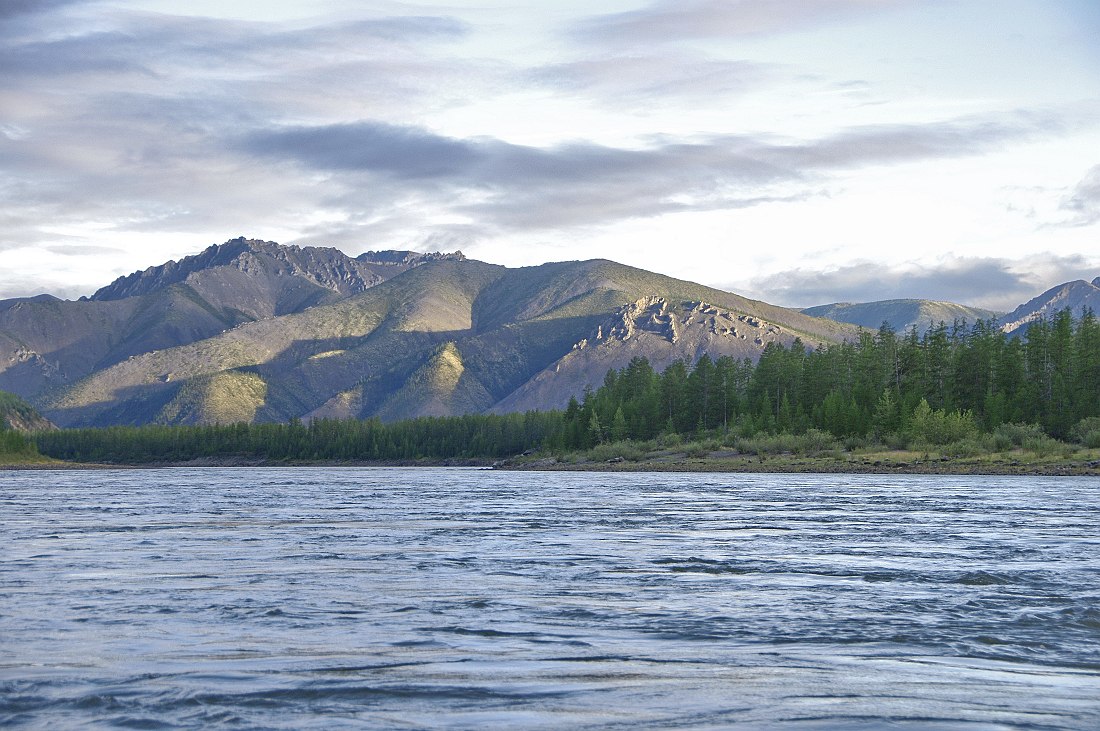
[2,468,1099,729]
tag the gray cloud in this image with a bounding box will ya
[0,0,85,21]
[0,4,483,257]
[1060,164,1100,227]
[237,114,1046,233]
[746,254,1096,311]
[573,0,916,45]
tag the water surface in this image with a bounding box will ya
[3,468,1099,729]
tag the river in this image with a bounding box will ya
[3,468,1099,729]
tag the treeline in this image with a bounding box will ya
[32,310,1100,464]
[557,310,1100,449]
[35,411,564,464]
[0,429,37,457]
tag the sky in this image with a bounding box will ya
[1,0,1098,311]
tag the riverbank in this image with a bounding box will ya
[497,447,1100,476]
[5,451,1100,475]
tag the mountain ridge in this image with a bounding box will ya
[3,238,1094,428]
[998,278,1100,334]
[801,299,999,334]
[7,247,855,427]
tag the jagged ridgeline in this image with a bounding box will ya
[0,239,854,428]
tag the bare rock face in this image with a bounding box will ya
[590,297,782,350]
[494,297,797,414]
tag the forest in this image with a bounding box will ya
[31,310,1100,464]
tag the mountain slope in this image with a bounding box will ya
[0,238,462,400]
[802,299,998,334]
[0,390,56,432]
[999,277,1100,335]
[30,251,858,427]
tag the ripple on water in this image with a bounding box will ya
[2,468,1099,729]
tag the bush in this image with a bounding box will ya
[941,437,993,458]
[993,422,1046,448]
[908,399,978,445]
[1022,434,1075,458]
[734,429,840,456]
[682,440,710,458]
[588,441,645,462]
[1070,417,1100,446]
[881,431,910,451]
[658,432,682,448]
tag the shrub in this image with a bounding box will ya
[908,399,978,445]
[881,431,910,451]
[734,429,840,456]
[1070,417,1100,446]
[1022,435,1075,458]
[993,422,1047,448]
[588,441,644,462]
[941,437,992,458]
[683,440,710,458]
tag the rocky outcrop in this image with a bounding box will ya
[357,250,466,266]
[496,298,797,414]
[580,297,782,351]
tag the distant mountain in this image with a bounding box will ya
[0,238,462,400]
[999,277,1100,335]
[0,390,55,432]
[0,242,856,427]
[801,299,998,334]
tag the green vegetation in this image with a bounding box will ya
[552,310,1100,451]
[29,310,1100,470]
[34,412,563,464]
[1,429,40,460]
[0,390,52,463]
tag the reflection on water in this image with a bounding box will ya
[2,468,1099,729]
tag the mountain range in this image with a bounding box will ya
[800,300,998,334]
[0,238,1094,428]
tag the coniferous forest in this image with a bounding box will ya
[32,311,1100,464]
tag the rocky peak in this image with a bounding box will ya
[88,238,465,302]
[356,250,466,266]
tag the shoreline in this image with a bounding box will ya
[4,454,1100,476]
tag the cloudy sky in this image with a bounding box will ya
[2,0,1098,310]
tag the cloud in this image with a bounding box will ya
[1060,164,1100,227]
[573,0,916,45]
[236,113,1047,234]
[0,0,85,21]
[527,54,772,106]
[746,254,1096,311]
[0,5,485,258]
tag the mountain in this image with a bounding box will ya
[0,243,857,427]
[801,299,999,334]
[0,390,56,432]
[999,277,1100,335]
[0,238,462,400]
